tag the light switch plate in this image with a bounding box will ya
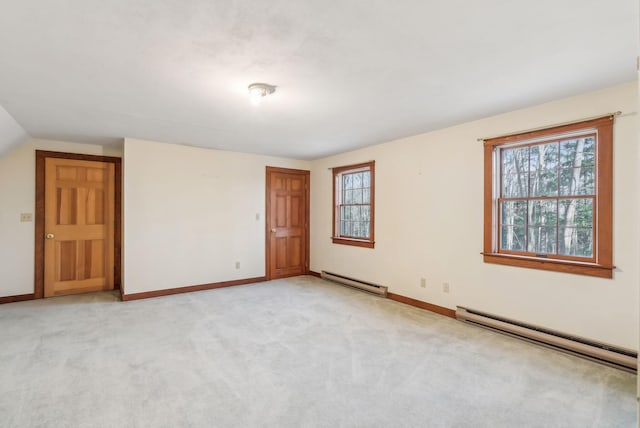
[20,213,33,222]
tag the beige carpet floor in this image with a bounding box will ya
[0,275,636,427]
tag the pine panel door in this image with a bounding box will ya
[267,168,309,279]
[44,158,115,297]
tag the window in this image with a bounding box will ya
[332,161,375,248]
[483,116,613,278]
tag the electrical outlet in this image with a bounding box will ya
[20,213,33,222]
[235,261,240,269]
[420,277,426,288]
[443,282,450,293]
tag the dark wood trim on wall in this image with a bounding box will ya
[121,276,266,301]
[308,271,322,278]
[34,152,45,299]
[34,150,123,299]
[387,292,456,318]
[114,161,122,291]
[305,171,311,279]
[0,293,36,305]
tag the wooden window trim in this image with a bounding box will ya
[483,116,613,278]
[332,161,375,248]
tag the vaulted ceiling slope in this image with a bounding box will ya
[0,104,29,156]
[0,1,637,159]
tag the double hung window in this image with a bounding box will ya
[332,161,375,248]
[483,117,613,278]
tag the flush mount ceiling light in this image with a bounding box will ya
[248,82,276,105]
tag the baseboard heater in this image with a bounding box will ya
[321,271,388,297]
[456,306,637,373]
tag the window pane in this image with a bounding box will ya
[502,146,529,175]
[559,199,593,228]
[501,200,526,226]
[352,189,363,204]
[341,205,350,221]
[363,188,370,204]
[351,222,359,237]
[361,206,370,222]
[582,137,595,165]
[527,226,556,254]
[558,227,593,257]
[362,171,370,188]
[344,189,353,204]
[529,142,558,171]
[351,205,361,221]
[529,169,558,197]
[501,226,526,251]
[343,174,352,190]
[502,146,529,197]
[358,222,369,238]
[341,221,348,236]
[502,173,528,198]
[560,137,595,168]
[528,200,557,226]
[345,206,358,221]
[362,222,370,238]
[353,173,362,189]
[560,167,594,196]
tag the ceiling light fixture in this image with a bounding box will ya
[248,82,276,105]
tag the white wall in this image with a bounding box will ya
[122,138,310,294]
[0,103,29,156]
[310,81,639,349]
[0,139,122,297]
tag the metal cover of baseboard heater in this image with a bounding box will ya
[456,306,637,373]
[321,271,388,297]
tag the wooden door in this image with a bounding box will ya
[266,167,310,279]
[44,158,115,297]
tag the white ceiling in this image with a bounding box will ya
[0,0,637,159]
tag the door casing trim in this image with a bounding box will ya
[35,150,122,299]
[265,166,310,280]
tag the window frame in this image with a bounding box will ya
[332,161,375,248]
[483,116,613,278]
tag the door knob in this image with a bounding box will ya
[271,228,277,233]
[46,233,55,239]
